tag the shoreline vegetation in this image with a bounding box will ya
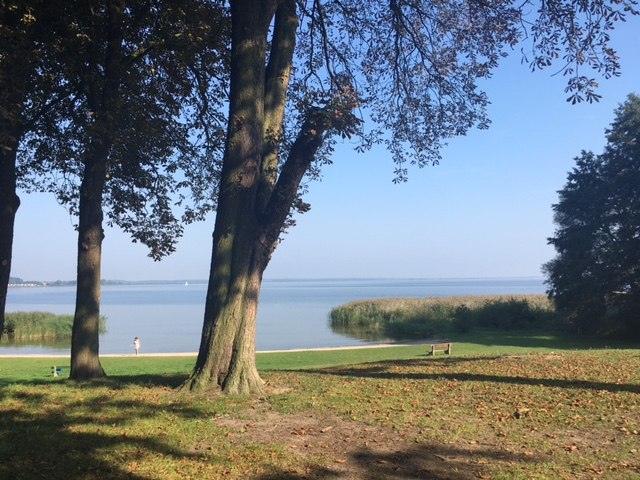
[1,312,107,344]
[330,294,559,341]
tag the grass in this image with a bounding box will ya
[1,311,107,343]
[1,333,639,479]
[330,295,560,341]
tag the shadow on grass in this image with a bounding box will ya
[0,373,190,388]
[103,373,190,388]
[256,441,540,480]
[0,379,209,480]
[450,330,639,350]
[289,357,640,395]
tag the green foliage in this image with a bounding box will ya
[17,0,228,259]
[545,94,640,338]
[330,295,558,341]
[2,311,106,341]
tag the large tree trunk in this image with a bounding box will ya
[70,158,107,380]
[0,141,20,339]
[187,240,268,395]
[184,0,336,395]
[183,0,277,395]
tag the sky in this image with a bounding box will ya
[10,17,640,282]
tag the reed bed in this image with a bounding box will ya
[2,311,107,341]
[330,294,559,340]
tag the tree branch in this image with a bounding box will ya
[257,0,298,211]
[259,107,328,252]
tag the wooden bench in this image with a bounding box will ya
[427,343,452,355]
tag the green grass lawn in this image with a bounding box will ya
[1,332,639,479]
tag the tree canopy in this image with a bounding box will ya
[545,93,640,338]
[18,0,227,257]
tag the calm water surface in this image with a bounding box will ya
[2,277,545,355]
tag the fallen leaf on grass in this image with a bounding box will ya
[514,408,531,419]
[474,472,492,479]
[586,467,604,475]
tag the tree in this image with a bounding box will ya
[0,0,69,339]
[18,0,227,379]
[184,0,638,395]
[545,94,640,338]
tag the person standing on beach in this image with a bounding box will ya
[133,337,141,355]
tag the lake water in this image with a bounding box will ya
[2,277,545,355]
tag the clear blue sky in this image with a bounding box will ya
[11,19,640,282]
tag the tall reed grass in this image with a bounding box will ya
[2,311,107,341]
[330,295,559,341]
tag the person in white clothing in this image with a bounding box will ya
[133,337,141,355]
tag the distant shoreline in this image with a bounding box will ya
[8,276,546,288]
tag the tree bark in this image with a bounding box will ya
[70,157,107,380]
[0,139,20,339]
[184,0,278,395]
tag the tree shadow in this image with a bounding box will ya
[98,373,190,388]
[448,331,640,350]
[255,441,541,479]
[0,373,190,389]
[0,383,210,479]
[288,357,640,395]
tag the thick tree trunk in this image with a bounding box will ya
[0,142,20,339]
[187,241,268,395]
[70,160,107,380]
[183,0,339,395]
[184,0,277,395]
